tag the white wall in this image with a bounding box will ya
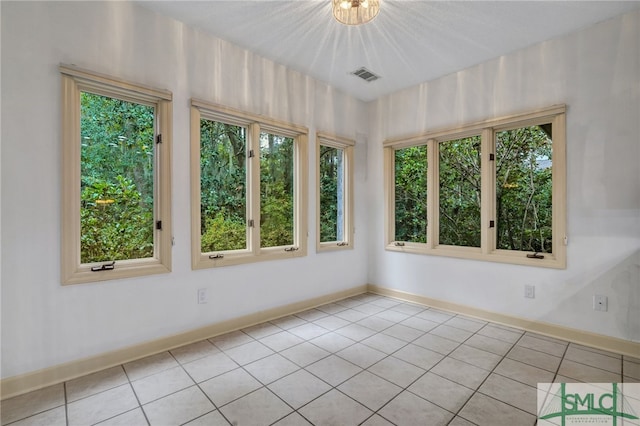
[2,1,638,382]
[367,10,640,342]
[0,1,369,379]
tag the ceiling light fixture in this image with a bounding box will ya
[332,0,380,26]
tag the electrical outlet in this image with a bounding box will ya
[524,284,535,299]
[197,288,208,304]
[593,295,607,312]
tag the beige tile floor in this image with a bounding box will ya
[2,293,639,426]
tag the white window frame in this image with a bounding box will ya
[316,132,355,252]
[384,105,566,269]
[60,65,172,285]
[190,99,308,269]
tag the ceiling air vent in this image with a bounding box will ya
[351,67,380,82]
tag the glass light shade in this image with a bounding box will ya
[332,0,380,25]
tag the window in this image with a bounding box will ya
[316,132,355,252]
[60,65,172,284]
[260,131,295,248]
[437,135,482,248]
[199,119,248,253]
[191,100,308,268]
[495,125,554,254]
[384,105,566,268]
[394,145,427,244]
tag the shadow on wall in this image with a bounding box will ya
[537,248,640,342]
[610,249,640,342]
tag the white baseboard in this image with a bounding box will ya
[4,283,637,401]
[368,284,640,358]
[0,285,367,400]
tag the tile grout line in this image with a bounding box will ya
[224,326,329,426]
[297,297,416,426]
[110,296,637,424]
[205,300,562,425]
[210,322,322,422]
[8,293,636,426]
[9,298,412,424]
[298,299,427,424]
[190,334,272,425]
[444,324,536,424]
[262,295,401,425]
[535,342,572,426]
[348,308,474,425]
[64,382,70,426]
[279,300,496,425]
[121,358,151,426]
[263,296,416,425]
[167,349,232,426]
[366,311,511,424]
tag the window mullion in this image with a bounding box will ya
[294,134,307,250]
[189,106,202,267]
[61,75,82,282]
[481,127,494,255]
[384,147,395,246]
[153,106,161,260]
[552,113,567,265]
[157,100,172,266]
[344,145,354,247]
[427,139,437,249]
[248,123,261,255]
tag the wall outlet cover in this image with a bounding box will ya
[593,295,607,312]
[197,288,209,304]
[525,284,535,299]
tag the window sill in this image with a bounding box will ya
[193,248,307,269]
[62,260,171,285]
[317,242,353,253]
[385,243,565,269]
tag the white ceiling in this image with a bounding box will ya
[137,1,640,102]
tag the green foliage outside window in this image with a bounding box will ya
[260,133,294,248]
[200,119,247,252]
[496,125,553,253]
[80,92,155,263]
[439,136,482,247]
[319,145,343,242]
[393,125,552,252]
[199,122,295,252]
[395,146,427,243]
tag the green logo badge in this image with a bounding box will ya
[538,383,640,426]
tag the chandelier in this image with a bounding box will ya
[332,0,380,26]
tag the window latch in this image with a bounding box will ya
[284,247,299,252]
[337,242,348,246]
[209,254,224,259]
[91,261,115,272]
[526,252,545,259]
[394,241,405,247]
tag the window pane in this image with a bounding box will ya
[200,119,247,252]
[496,124,553,253]
[438,136,481,247]
[80,92,155,263]
[319,145,345,242]
[394,146,427,243]
[260,132,294,247]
